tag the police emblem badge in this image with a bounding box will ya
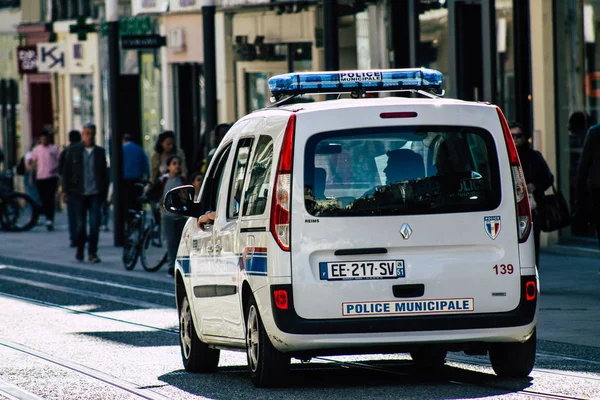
[484,216,501,240]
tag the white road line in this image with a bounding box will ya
[0,377,45,400]
[0,275,166,309]
[0,265,174,297]
[0,340,172,400]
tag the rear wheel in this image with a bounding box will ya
[489,329,536,378]
[0,193,39,231]
[122,222,141,270]
[140,222,167,272]
[410,346,447,369]
[245,296,290,387]
[179,295,220,372]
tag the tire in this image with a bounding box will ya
[179,295,220,372]
[245,295,290,387]
[489,329,536,378]
[140,223,168,272]
[0,193,39,232]
[122,223,141,270]
[410,346,447,369]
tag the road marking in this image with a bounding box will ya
[0,275,166,309]
[0,377,45,400]
[0,292,178,334]
[0,264,174,297]
[0,340,172,400]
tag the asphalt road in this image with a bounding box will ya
[0,213,598,399]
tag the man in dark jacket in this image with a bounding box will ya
[59,129,81,247]
[61,123,109,263]
[576,124,600,247]
[510,122,554,267]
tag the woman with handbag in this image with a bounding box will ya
[509,122,554,268]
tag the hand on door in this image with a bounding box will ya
[197,211,216,231]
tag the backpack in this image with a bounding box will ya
[16,156,26,175]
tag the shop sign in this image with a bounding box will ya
[37,43,66,73]
[17,46,38,74]
[121,35,167,49]
[132,0,169,16]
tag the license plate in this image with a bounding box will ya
[319,260,405,281]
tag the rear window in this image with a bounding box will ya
[304,126,501,217]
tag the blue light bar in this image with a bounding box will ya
[268,68,443,99]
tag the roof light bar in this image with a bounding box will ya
[268,68,443,99]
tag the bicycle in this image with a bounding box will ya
[0,173,39,232]
[122,182,168,271]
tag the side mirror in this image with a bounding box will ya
[163,185,203,218]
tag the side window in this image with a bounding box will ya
[227,138,254,219]
[198,144,232,213]
[243,135,274,216]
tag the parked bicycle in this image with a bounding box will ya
[0,172,39,232]
[122,181,168,271]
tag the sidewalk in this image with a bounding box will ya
[0,212,598,348]
[0,210,173,283]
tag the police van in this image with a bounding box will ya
[163,68,539,388]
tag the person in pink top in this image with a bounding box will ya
[30,129,60,230]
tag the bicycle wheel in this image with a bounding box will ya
[0,193,39,232]
[122,222,141,270]
[141,221,168,272]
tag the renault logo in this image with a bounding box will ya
[400,223,412,240]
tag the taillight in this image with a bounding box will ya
[273,289,289,310]
[270,114,295,251]
[525,280,537,301]
[497,107,532,243]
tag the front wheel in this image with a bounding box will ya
[489,329,536,378]
[179,295,220,372]
[122,222,141,270]
[0,193,39,231]
[245,296,290,387]
[140,223,167,272]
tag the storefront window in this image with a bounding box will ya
[72,75,94,131]
[555,0,598,242]
[496,0,515,121]
[140,52,162,158]
[246,72,270,112]
[418,6,450,94]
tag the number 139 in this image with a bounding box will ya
[493,264,514,275]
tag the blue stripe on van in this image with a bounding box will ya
[177,256,190,274]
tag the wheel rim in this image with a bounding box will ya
[180,297,193,360]
[246,305,260,372]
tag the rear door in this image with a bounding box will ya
[290,104,521,320]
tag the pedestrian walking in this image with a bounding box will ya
[158,155,187,277]
[190,171,204,201]
[576,123,600,247]
[122,134,149,214]
[509,122,554,267]
[30,129,60,230]
[61,123,109,263]
[59,130,81,246]
[150,131,187,184]
[19,141,42,207]
[200,123,231,173]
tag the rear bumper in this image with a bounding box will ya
[270,276,537,335]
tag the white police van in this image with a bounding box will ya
[163,68,539,388]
